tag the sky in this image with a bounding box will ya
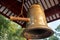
[48,19,60,30]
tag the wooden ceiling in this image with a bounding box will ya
[0,0,60,27]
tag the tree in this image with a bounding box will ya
[0,14,26,40]
[55,25,60,32]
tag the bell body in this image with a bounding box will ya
[24,4,54,39]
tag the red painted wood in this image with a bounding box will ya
[58,0,60,2]
[45,4,60,17]
[0,0,27,17]
[45,4,60,23]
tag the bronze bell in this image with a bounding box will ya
[10,4,54,39]
[23,4,54,39]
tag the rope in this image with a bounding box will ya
[18,0,24,17]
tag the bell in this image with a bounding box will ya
[23,4,54,39]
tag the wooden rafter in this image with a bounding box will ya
[45,4,60,23]
[0,0,27,17]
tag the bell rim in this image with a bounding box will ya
[23,28,54,39]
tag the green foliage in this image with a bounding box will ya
[49,35,58,40]
[0,14,26,40]
[55,25,60,32]
[43,24,60,40]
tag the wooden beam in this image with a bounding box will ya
[45,4,60,23]
[58,0,60,2]
[0,0,27,17]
